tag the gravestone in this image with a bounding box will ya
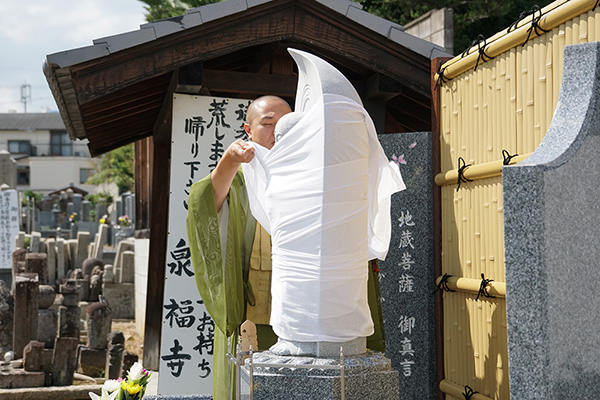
[58,280,81,338]
[73,193,83,215]
[30,232,41,253]
[75,231,91,270]
[37,285,58,348]
[23,340,45,371]
[115,199,123,221]
[56,238,67,281]
[11,247,28,292]
[119,251,135,284]
[124,194,135,226]
[87,302,112,350]
[96,199,107,222]
[39,211,54,228]
[46,238,57,285]
[51,336,79,386]
[0,281,14,355]
[113,239,134,271]
[378,131,437,397]
[66,202,74,218]
[0,189,19,270]
[93,224,109,260]
[13,273,39,359]
[503,42,600,399]
[106,331,125,379]
[15,231,25,250]
[120,351,139,379]
[81,200,91,222]
[25,253,48,284]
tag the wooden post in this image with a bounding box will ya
[143,74,175,370]
[431,56,451,400]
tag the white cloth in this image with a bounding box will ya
[242,94,405,342]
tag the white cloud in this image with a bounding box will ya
[0,0,147,113]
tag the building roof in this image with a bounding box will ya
[44,0,451,156]
[0,113,66,131]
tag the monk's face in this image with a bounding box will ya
[244,97,291,150]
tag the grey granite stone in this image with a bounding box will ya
[503,42,600,399]
[144,396,211,400]
[378,132,437,398]
[242,351,399,399]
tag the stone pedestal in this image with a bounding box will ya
[241,351,399,400]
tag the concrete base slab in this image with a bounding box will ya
[0,383,101,399]
[0,370,44,389]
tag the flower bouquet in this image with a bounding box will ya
[118,215,131,227]
[69,212,78,223]
[90,362,152,400]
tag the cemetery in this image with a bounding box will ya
[0,186,141,399]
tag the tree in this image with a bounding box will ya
[360,0,556,54]
[86,144,134,194]
[139,0,222,22]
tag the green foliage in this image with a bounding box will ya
[22,190,42,207]
[360,0,555,54]
[86,144,134,194]
[85,192,114,208]
[139,0,223,22]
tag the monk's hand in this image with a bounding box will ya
[227,139,255,163]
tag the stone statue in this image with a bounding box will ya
[242,48,405,356]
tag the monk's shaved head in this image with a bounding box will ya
[246,96,291,124]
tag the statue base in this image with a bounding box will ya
[239,350,399,399]
[269,337,366,357]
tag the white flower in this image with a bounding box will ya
[103,379,121,393]
[127,361,145,381]
[89,387,118,400]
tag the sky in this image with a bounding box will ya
[0,1,148,114]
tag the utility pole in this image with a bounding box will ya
[21,83,31,113]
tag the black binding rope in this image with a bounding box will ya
[461,35,494,71]
[502,149,519,165]
[593,0,600,12]
[456,157,473,191]
[476,273,496,301]
[517,5,551,46]
[435,64,449,89]
[463,385,479,399]
[433,273,455,294]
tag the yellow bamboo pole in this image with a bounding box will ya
[433,0,596,83]
[440,379,495,400]
[434,153,532,186]
[435,275,507,298]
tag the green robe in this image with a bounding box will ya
[187,170,385,399]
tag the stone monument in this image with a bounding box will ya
[503,42,600,399]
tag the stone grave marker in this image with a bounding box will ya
[0,189,19,270]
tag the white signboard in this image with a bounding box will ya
[0,189,19,269]
[158,94,252,395]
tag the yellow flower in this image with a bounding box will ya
[120,380,142,395]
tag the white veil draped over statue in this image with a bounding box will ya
[241,49,405,342]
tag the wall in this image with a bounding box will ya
[405,8,454,55]
[18,156,98,193]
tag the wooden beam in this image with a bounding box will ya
[142,77,175,371]
[202,70,297,97]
